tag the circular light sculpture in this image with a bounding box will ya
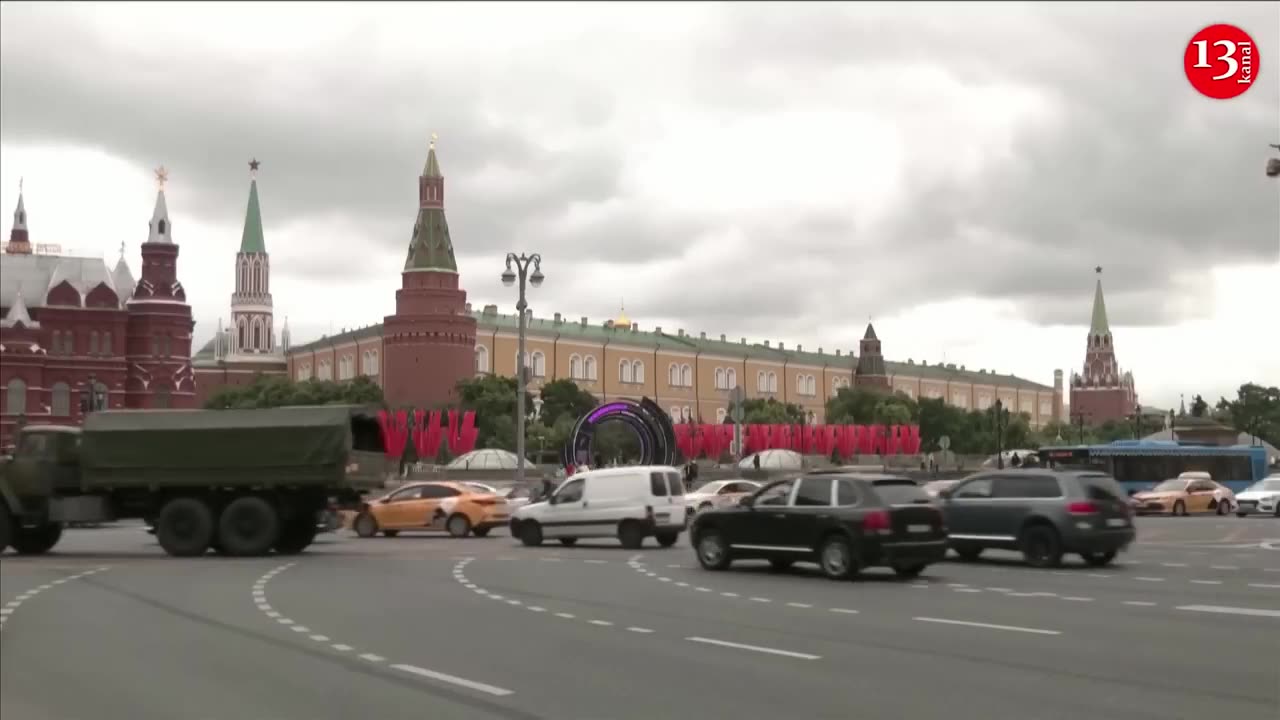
[562,397,677,468]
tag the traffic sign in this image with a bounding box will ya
[938,435,951,451]
[729,386,745,422]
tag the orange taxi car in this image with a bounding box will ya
[351,481,509,538]
[1130,472,1236,516]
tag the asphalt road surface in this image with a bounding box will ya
[3,517,1277,720]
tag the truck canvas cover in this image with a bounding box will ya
[80,406,368,489]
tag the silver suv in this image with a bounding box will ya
[937,470,1135,568]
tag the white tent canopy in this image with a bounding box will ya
[738,449,804,470]
[445,449,537,471]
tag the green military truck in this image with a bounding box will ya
[0,405,389,557]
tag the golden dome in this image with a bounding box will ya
[614,301,630,328]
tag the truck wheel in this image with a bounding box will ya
[274,518,317,555]
[11,523,63,555]
[156,498,215,557]
[0,504,12,552]
[218,496,280,557]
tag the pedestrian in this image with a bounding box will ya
[753,453,761,471]
[688,461,699,491]
[1011,452,1022,468]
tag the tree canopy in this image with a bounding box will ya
[726,397,809,425]
[204,374,384,410]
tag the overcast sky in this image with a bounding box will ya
[2,2,1277,409]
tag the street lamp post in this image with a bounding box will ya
[1073,412,1086,444]
[502,253,544,488]
[993,399,1006,469]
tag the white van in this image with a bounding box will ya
[509,465,687,549]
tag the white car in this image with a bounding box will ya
[1235,477,1280,517]
[685,479,761,515]
[509,465,687,549]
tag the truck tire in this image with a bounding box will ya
[218,496,280,557]
[11,523,64,555]
[274,517,317,555]
[0,504,12,552]
[156,497,215,557]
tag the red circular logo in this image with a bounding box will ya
[1185,24,1260,99]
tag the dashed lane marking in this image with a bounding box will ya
[0,566,109,632]
[686,636,821,660]
[1176,604,1280,619]
[1248,583,1280,589]
[253,561,511,696]
[914,617,1062,636]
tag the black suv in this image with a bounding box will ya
[689,472,948,580]
[937,469,1135,568]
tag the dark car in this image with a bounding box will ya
[688,472,948,580]
[936,469,1134,568]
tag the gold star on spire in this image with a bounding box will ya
[1095,265,1103,274]
[430,132,438,150]
[119,241,125,260]
[155,165,169,189]
[249,157,260,178]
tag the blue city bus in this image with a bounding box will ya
[1037,440,1268,494]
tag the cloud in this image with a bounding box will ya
[2,2,1278,409]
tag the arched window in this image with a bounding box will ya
[369,350,379,374]
[726,368,737,389]
[238,320,247,350]
[51,330,61,355]
[252,320,262,351]
[239,261,248,293]
[668,363,679,387]
[475,346,489,373]
[620,359,633,383]
[797,374,805,394]
[681,364,692,387]
[89,331,100,355]
[154,384,171,409]
[102,331,112,356]
[51,382,71,416]
[768,372,777,393]
[715,407,727,423]
[682,406,692,422]
[806,375,816,396]
[632,360,644,384]
[4,378,26,415]
[584,356,597,381]
[532,351,546,378]
[64,331,75,355]
[570,354,584,379]
[757,371,767,392]
[714,368,726,390]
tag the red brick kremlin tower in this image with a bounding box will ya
[382,136,478,409]
[124,166,196,408]
[1069,267,1137,424]
[854,322,891,392]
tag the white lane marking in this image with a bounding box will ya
[1247,583,1280,589]
[1134,577,1166,582]
[914,617,1061,636]
[953,588,982,593]
[527,606,546,612]
[359,653,386,662]
[985,587,1013,592]
[786,602,813,608]
[488,594,505,601]
[264,610,281,618]
[309,635,330,642]
[506,600,523,606]
[750,597,771,603]
[1190,580,1222,585]
[1,567,109,632]
[829,608,860,614]
[686,636,821,660]
[392,663,515,697]
[1085,574,1112,579]
[667,564,683,568]
[584,559,608,564]
[720,592,739,597]
[539,557,562,562]
[658,577,672,583]
[277,618,294,625]
[332,644,353,652]
[1007,592,1038,597]
[1211,565,1239,570]
[1123,601,1157,607]
[1061,597,1094,602]
[695,587,712,592]
[291,626,311,633]
[626,627,655,634]
[554,612,576,619]
[588,620,613,626]
[1161,563,1188,568]
[675,582,690,587]
[947,583,969,588]
[1176,605,1280,619]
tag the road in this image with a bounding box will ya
[2,517,1277,720]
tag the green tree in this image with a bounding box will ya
[1220,383,1280,447]
[826,387,918,424]
[595,421,641,463]
[538,379,598,426]
[204,374,384,410]
[917,397,969,453]
[726,397,808,425]
[454,375,533,450]
[873,399,913,426]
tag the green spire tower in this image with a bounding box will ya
[230,157,276,355]
[404,133,458,272]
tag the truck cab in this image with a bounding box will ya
[0,425,78,554]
